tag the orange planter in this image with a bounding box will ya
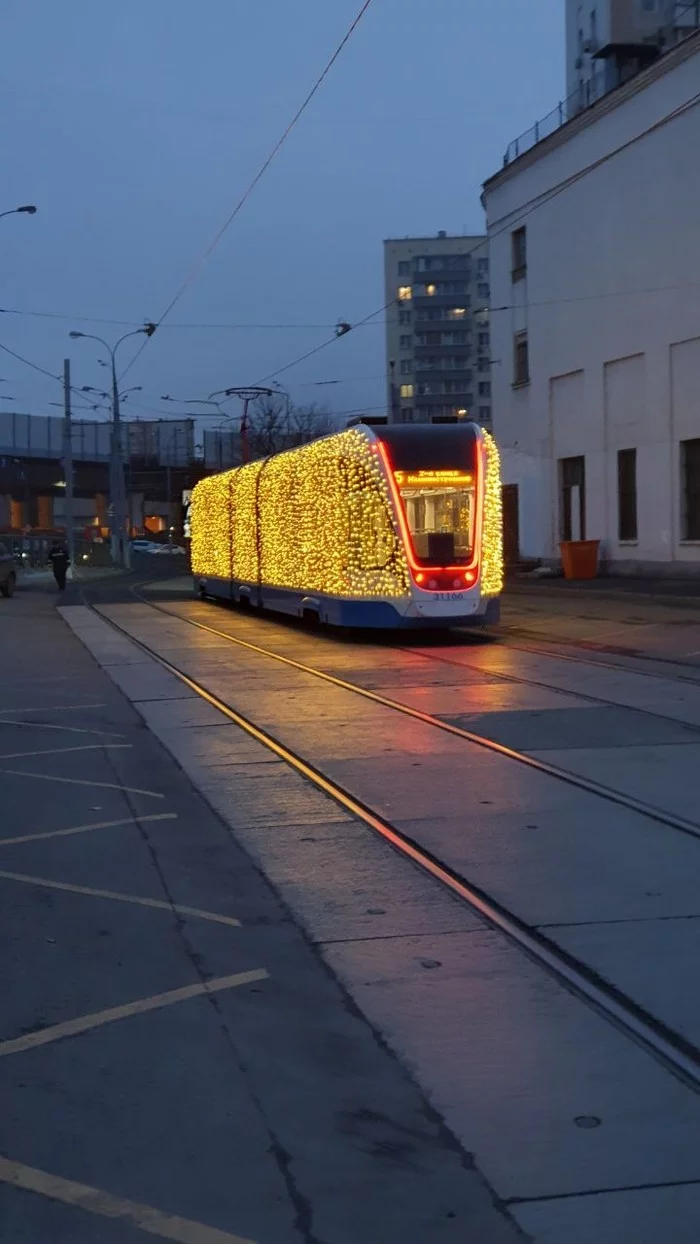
[560,539,600,580]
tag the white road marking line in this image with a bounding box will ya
[0,703,107,714]
[0,968,268,1059]
[0,812,176,847]
[0,769,165,797]
[0,1156,257,1243]
[0,743,132,761]
[0,868,241,928]
[0,719,124,737]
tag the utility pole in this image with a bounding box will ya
[109,353,128,569]
[240,397,250,464]
[62,359,75,570]
[207,386,277,465]
[69,324,155,570]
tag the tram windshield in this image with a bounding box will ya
[394,469,475,565]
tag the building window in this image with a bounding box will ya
[560,456,586,541]
[425,284,437,296]
[478,382,491,397]
[512,227,527,281]
[400,384,414,399]
[616,449,637,541]
[398,286,412,301]
[477,257,489,277]
[681,438,700,540]
[401,408,414,423]
[478,331,490,347]
[479,406,491,422]
[399,310,412,325]
[449,307,466,319]
[399,334,412,349]
[398,260,411,276]
[400,360,412,374]
[477,283,490,299]
[513,331,529,386]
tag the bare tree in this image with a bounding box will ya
[248,396,334,459]
[288,402,334,448]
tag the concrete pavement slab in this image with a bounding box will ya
[532,742,700,822]
[551,916,700,1048]
[392,804,700,926]
[324,928,700,1201]
[511,1182,700,1243]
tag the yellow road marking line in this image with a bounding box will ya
[0,968,267,1059]
[0,1156,256,1243]
[0,868,241,928]
[0,769,165,797]
[0,743,131,761]
[0,703,107,714]
[0,812,176,847]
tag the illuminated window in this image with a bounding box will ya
[398,286,412,301]
[400,384,414,399]
[425,284,437,296]
[450,307,466,318]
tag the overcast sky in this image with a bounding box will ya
[0,0,564,433]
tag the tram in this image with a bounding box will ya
[190,420,503,629]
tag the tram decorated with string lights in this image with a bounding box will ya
[190,420,503,629]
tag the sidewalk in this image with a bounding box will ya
[508,572,700,607]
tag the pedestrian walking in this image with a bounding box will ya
[48,542,70,591]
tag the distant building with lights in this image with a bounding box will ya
[0,412,202,556]
[383,233,492,427]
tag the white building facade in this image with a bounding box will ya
[483,30,700,574]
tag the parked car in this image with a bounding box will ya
[0,540,17,597]
[130,539,161,554]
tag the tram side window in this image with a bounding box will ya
[347,491,393,570]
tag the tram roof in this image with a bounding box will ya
[369,421,480,470]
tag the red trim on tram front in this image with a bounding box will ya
[376,439,484,589]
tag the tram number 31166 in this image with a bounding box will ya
[434,591,465,601]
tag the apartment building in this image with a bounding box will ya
[383,232,492,426]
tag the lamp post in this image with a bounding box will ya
[0,204,37,221]
[69,326,155,568]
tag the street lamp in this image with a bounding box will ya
[0,204,37,220]
[69,324,156,568]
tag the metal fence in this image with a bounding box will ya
[503,70,608,166]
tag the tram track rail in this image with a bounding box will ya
[126,589,700,844]
[78,589,700,1096]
